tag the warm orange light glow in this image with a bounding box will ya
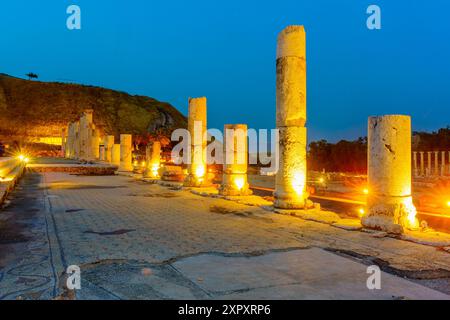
[403,197,419,230]
[195,166,205,178]
[447,201,450,208]
[151,164,159,177]
[318,177,324,184]
[358,208,365,217]
[18,155,25,161]
[24,157,30,163]
[133,160,138,166]
[292,172,305,195]
[363,188,369,195]
[234,177,245,191]
[141,161,146,168]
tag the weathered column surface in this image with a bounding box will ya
[413,152,418,177]
[119,134,133,172]
[74,121,81,159]
[434,151,439,176]
[61,128,67,158]
[65,123,73,158]
[111,144,121,167]
[184,97,208,187]
[274,25,310,209]
[219,124,252,196]
[441,151,446,176]
[143,141,161,178]
[79,109,93,160]
[427,152,432,176]
[362,115,418,234]
[420,152,424,176]
[105,135,115,163]
[91,128,100,160]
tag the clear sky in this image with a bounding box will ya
[1,0,449,142]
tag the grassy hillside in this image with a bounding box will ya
[0,74,186,143]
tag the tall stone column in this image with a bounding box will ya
[434,151,439,176]
[441,151,446,176]
[219,124,251,196]
[413,152,418,177]
[65,123,73,158]
[74,121,81,159]
[274,25,309,209]
[427,152,432,176]
[61,128,67,158]
[79,109,94,160]
[184,97,208,187]
[119,134,133,172]
[105,135,115,163]
[111,144,121,167]
[143,141,161,178]
[91,128,100,160]
[362,115,418,234]
[419,152,424,176]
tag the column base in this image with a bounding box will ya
[183,174,213,187]
[218,184,252,196]
[362,195,419,234]
[273,191,312,209]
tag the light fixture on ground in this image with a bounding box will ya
[219,124,252,196]
[274,25,312,209]
[362,115,419,234]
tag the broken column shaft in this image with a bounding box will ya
[362,115,417,234]
[119,134,133,172]
[144,141,161,179]
[219,124,251,196]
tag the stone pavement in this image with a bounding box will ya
[0,171,449,299]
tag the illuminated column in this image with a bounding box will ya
[111,144,121,167]
[104,135,115,163]
[427,152,432,176]
[219,124,252,196]
[441,151,446,176]
[61,128,67,158]
[79,109,93,160]
[413,152,418,177]
[434,151,439,176]
[362,115,418,234]
[184,97,208,187]
[274,25,309,209]
[419,152,424,176]
[91,128,100,160]
[119,134,133,171]
[143,141,161,178]
[74,121,80,159]
[65,123,73,158]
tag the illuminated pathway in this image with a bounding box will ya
[0,171,449,299]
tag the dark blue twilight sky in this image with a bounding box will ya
[1,0,449,142]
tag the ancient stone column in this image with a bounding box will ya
[419,152,424,176]
[413,152,418,177]
[74,121,81,159]
[441,151,446,176]
[427,152,432,176]
[119,134,133,171]
[184,97,208,186]
[143,141,161,179]
[111,144,121,167]
[362,115,418,234]
[434,151,439,176]
[65,123,73,158]
[104,135,115,163]
[61,128,67,158]
[91,128,100,160]
[274,25,309,209]
[219,124,252,196]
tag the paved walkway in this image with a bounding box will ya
[0,171,449,299]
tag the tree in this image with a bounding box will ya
[26,72,38,80]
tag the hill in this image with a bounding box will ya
[0,74,186,144]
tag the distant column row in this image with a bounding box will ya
[413,151,449,177]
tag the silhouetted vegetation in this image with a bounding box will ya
[26,72,38,80]
[308,137,368,174]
